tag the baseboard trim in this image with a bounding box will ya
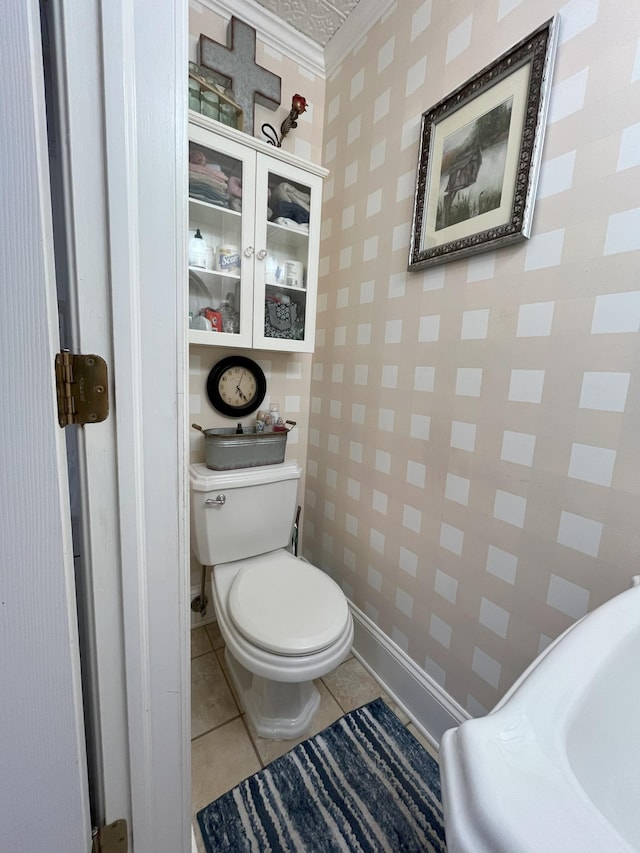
[349,602,469,749]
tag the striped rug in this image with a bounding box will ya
[197,697,447,852]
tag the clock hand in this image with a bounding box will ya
[235,370,249,400]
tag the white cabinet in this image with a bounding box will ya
[188,115,326,353]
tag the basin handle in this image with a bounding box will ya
[205,494,226,506]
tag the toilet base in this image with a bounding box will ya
[225,647,321,740]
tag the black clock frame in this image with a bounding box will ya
[206,355,267,418]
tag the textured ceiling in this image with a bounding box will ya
[253,0,363,47]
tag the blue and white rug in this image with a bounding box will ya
[197,697,447,852]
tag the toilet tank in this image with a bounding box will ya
[190,461,301,565]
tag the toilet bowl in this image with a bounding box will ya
[190,461,353,739]
[212,550,353,738]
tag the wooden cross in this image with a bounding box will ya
[199,17,281,137]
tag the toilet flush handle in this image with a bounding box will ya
[205,494,226,506]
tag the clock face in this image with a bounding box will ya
[206,356,267,417]
[218,364,257,408]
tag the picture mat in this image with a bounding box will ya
[421,61,531,250]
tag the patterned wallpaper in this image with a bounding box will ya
[305,0,640,713]
[187,2,326,586]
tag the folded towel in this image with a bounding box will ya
[270,181,310,212]
[271,200,309,224]
[189,162,228,184]
[189,170,228,193]
[227,175,242,198]
[189,182,229,206]
[189,149,208,166]
[273,217,309,232]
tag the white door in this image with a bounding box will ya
[50,0,191,850]
[1,1,191,851]
[1,1,91,850]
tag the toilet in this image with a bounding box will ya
[190,460,353,739]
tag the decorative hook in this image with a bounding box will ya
[261,123,280,146]
[262,94,307,148]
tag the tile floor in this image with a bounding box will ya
[191,621,439,851]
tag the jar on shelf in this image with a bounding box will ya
[188,79,201,112]
[219,103,235,127]
[201,91,219,120]
[219,292,239,334]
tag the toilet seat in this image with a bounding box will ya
[227,551,350,656]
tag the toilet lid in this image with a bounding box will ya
[228,553,350,655]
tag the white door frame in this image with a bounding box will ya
[1,1,91,850]
[49,0,190,849]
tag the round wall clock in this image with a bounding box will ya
[206,355,267,417]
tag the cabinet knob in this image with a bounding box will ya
[257,249,267,260]
[243,246,254,258]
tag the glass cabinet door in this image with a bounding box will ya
[253,158,322,353]
[188,126,254,348]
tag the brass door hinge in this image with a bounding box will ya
[92,819,128,853]
[55,351,109,427]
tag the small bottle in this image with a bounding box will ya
[219,291,237,334]
[235,422,243,434]
[269,402,282,425]
[189,228,207,267]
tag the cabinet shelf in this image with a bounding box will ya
[188,197,241,228]
[265,281,307,294]
[188,265,240,281]
[189,329,241,346]
[266,221,309,255]
[189,196,241,215]
[266,220,309,237]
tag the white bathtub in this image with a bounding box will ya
[440,579,640,853]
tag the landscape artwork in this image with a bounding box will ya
[408,17,559,269]
[435,98,513,232]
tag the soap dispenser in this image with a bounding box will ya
[189,228,207,268]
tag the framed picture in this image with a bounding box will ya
[408,16,558,270]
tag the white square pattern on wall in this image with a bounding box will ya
[305,0,640,715]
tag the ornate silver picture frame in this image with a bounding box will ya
[408,16,558,270]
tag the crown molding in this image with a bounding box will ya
[324,0,396,77]
[195,0,326,78]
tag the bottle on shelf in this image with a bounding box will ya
[269,402,282,425]
[189,228,207,267]
[219,291,238,334]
